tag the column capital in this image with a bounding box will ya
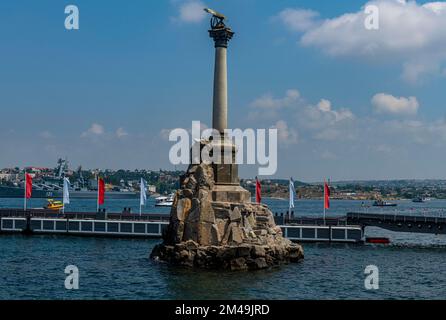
[209,27,234,48]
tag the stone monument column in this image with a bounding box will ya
[210,26,233,133]
[150,9,304,270]
[208,18,243,189]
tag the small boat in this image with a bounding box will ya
[412,197,425,203]
[373,200,397,207]
[45,199,64,211]
[155,194,174,207]
[366,237,390,244]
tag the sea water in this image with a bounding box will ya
[1,198,446,300]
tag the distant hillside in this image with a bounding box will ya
[240,179,307,199]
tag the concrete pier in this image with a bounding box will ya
[347,212,446,235]
[0,209,364,243]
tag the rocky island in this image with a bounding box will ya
[151,161,303,271]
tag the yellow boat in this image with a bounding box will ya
[45,199,64,211]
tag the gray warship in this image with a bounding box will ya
[0,159,139,199]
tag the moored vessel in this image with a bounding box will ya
[0,184,139,199]
[0,158,139,199]
[45,199,64,211]
[373,200,397,207]
[155,194,174,207]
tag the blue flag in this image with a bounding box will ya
[289,177,296,210]
[63,178,70,205]
[140,178,147,207]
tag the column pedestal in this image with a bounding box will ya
[209,137,251,203]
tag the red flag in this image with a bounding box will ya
[25,173,33,199]
[98,178,105,205]
[324,180,330,210]
[255,178,262,204]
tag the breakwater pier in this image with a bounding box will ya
[0,209,169,238]
[4,208,443,242]
[0,208,364,243]
[3,208,444,243]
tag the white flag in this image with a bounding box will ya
[289,177,296,209]
[63,177,70,205]
[140,178,147,206]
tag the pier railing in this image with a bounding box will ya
[0,208,365,243]
[0,208,171,222]
[273,212,349,226]
[346,212,446,234]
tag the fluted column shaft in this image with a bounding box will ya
[209,27,234,134]
[212,47,228,133]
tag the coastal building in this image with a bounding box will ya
[0,172,20,182]
[88,179,98,190]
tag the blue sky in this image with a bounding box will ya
[1,0,446,181]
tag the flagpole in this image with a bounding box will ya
[97,176,99,213]
[24,172,27,211]
[288,178,291,222]
[62,179,64,215]
[323,179,326,226]
[140,178,143,216]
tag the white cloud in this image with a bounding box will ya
[250,89,300,110]
[81,123,104,138]
[277,8,320,32]
[372,93,419,115]
[301,99,355,131]
[249,89,301,120]
[173,0,207,24]
[317,99,355,122]
[378,118,446,145]
[248,89,356,142]
[402,60,442,83]
[116,127,129,138]
[314,128,344,141]
[427,119,446,142]
[159,129,172,141]
[277,0,446,82]
[40,131,54,139]
[159,122,209,142]
[271,120,299,145]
